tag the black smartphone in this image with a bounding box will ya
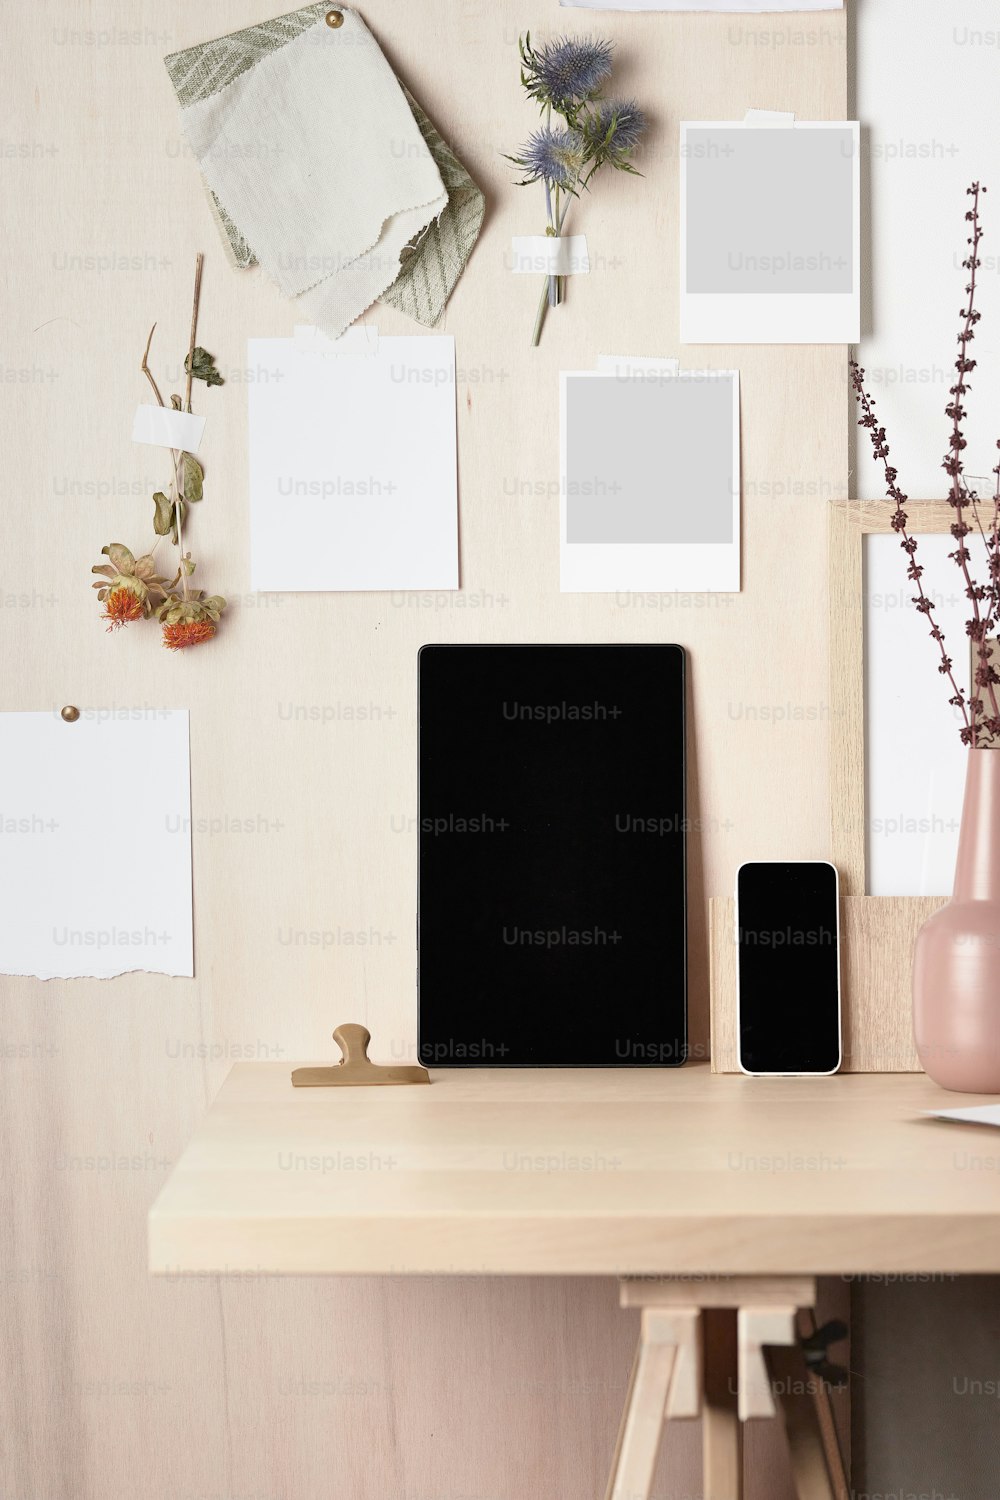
[736,861,841,1077]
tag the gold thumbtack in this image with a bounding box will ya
[60,706,80,723]
[325,9,344,26]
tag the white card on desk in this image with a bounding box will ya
[680,119,860,344]
[925,1105,1000,1128]
[247,334,459,592]
[0,709,193,980]
[560,367,740,593]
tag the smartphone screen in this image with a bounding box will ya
[736,861,841,1076]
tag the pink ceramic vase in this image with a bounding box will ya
[913,746,1000,1092]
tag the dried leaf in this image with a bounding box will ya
[91,564,116,579]
[182,453,204,502]
[102,543,135,573]
[202,595,226,620]
[184,346,224,388]
[132,554,158,581]
[170,499,186,547]
[181,554,196,576]
[152,491,173,537]
[170,394,182,411]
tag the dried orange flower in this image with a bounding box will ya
[162,619,216,651]
[102,586,146,631]
[90,259,228,651]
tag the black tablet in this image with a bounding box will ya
[417,644,687,1066]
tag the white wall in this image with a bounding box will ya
[855,0,1000,895]
[856,0,1000,494]
[854,5,1000,1491]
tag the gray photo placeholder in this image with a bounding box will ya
[566,374,735,545]
[686,128,854,295]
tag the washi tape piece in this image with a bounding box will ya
[510,235,591,275]
[132,404,207,452]
[596,354,682,377]
[744,109,796,127]
[292,325,380,356]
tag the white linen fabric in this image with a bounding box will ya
[177,9,447,338]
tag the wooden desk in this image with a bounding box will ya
[148,1062,1000,1278]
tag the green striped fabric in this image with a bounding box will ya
[163,5,484,324]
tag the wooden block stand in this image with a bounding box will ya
[606,1278,848,1500]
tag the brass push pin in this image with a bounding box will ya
[292,1023,430,1088]
[325,9,344,27]
[60,706,80,723]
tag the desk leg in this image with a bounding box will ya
[604,1336,641,1500]
[764,1345,845,1500]
[702,1308,742,1500]
[605,1310,677,1500]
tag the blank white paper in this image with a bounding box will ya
[247,334,458,592]
[925,1105,1000,1128]
[0,710,193,979]
[865,532,968,897]
[560,368,740,593]
[563,0,840,8]
[680,120,860,344]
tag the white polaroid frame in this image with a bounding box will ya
[734,859,843,1077]
[680,120,861,345]
[559,368,741,593]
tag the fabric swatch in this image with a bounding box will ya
[164,5,484,333]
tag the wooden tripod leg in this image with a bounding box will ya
[702,1308,742,1500]
[764,1344,847,1500]
[605,1310,678,1500]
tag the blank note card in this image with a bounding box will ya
[247,334,458,592]
[681,121,859,344]
[0,710,193,980]
[560,368,740,592]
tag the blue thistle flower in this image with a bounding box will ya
[586,98,646,160]
[513,126,586,190]
[521,35,614,110]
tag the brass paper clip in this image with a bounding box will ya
[291,1023,430,1088]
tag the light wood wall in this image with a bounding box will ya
[1,2,846,1496]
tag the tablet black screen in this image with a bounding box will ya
[418,644,687,1066]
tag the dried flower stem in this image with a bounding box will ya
[141,323,166,407]
[850,362,971,734]
[850,181,1000,746]
[942,184,1000,735]
[140,319,186,568]
[137,252,206,603]
[184,253,204,415]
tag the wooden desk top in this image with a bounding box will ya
[149,1064,1000,1277]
